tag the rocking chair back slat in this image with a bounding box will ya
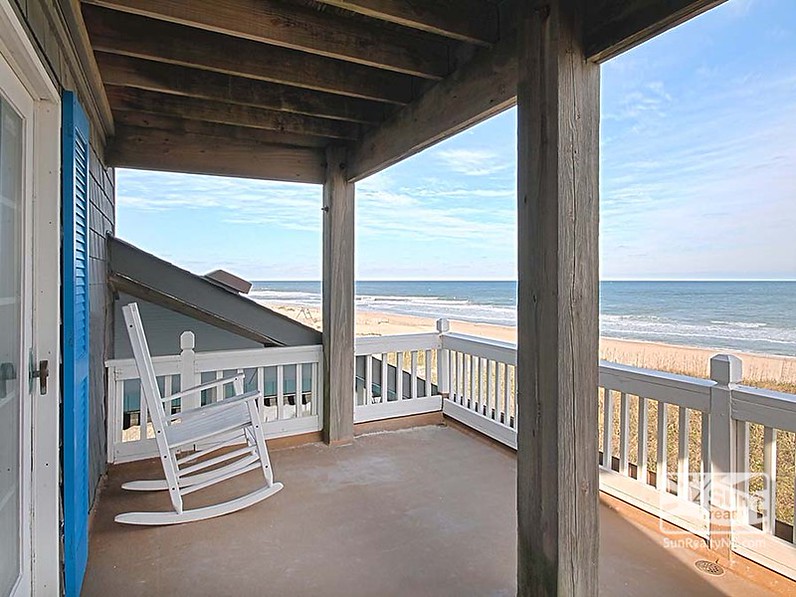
[122,303,168,433]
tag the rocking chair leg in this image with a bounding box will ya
[115,482,283,526]
[246,402,274,485]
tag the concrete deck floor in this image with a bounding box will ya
[84,423,794,596]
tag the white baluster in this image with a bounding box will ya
[396,352,404,400]
[602,388,613,470]
[763,426,777,534]
[657,401,668,493]
[381,353,389,403]
[619,392,629,476]
[296,364,303,418]
[365,355,373,405]
[677,407,689,499]
[277,365,284,419]
[637,396,648,483]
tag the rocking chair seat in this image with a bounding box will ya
[167,397,254,447]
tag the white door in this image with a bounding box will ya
[0,47,35,597]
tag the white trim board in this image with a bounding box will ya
[354,395,442,424]
[0,1,61,594]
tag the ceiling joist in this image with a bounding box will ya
[106,86,361,140]
[108,125,326,183]
[112,111,330,148]
[96,52,386,125]
[312,0,499,46]
[82,0,451,79]
[82,4,417,104]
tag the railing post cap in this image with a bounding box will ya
[180,331,195,350]
[710,354,742,385]
[436,318,450,333]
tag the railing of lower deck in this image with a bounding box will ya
[106,332,323,463]
[106,322,796,579]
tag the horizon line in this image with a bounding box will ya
[247,278,796,283]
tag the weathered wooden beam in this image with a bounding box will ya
[322,145,355,445]
[313,0,498,46]
[96,52,387,125]
[347,27,517,182]
[107,125,326,183]
[516,1,599,595]
[82,0,451,79]
[586,0,728,62]
[82,4,416,104]
[106,85,361,140]
[112,110,330,148]
[55,0,115,137]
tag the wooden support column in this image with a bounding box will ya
[322,145,355,445]
[516,1,600,595]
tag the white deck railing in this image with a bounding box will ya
[355,322,796,580]
[106,332,323,463]
[354,330,444,423]
[106,321,796,579]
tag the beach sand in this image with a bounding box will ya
[269,303,796,388]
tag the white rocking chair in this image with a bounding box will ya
[115,302,283,525]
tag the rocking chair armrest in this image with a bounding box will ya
[162,373,245,404]
[169,389,261,422]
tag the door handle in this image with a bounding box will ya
[0,362,16,398]
[31,360,49,395]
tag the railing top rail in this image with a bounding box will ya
[599,360,714,410]
[731,384,796,433]
[194,344,322,370]
[734,383,796,406]
[355,332,441,355]
[106,344,324,380]
[441,332,517,365]
[105,354,181,369]
[599,360,716,388]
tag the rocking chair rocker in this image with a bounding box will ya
[115,303,283,525]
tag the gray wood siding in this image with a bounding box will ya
[114,294,263,359]
[11,0,115,503]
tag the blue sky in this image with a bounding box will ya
[117,0,795,281]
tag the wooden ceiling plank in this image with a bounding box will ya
[313,0,498,46]
[82,4,416,104]
[82,0,450,79]
[108,125,326,183]
[112,111,331,148]
[106,85,361,140]
[586,0,728,62]
[95,52,386,124]
[348,28,517,182]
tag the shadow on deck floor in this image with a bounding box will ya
[83,424,791,596]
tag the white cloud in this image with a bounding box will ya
[433,148,510,176]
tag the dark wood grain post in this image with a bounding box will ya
[516,0,600,594]
[322,145,355,445]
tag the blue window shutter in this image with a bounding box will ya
[62,90,90,597]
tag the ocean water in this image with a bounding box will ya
[250,281,796,357]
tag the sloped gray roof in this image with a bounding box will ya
[108,235,321,347]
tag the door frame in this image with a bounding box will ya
[0,1,61,593]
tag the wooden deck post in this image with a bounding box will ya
[516,1,600,595]
[322,145,355,445]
